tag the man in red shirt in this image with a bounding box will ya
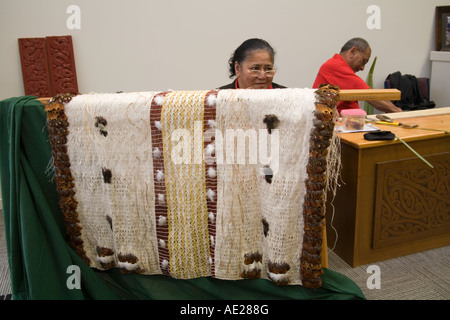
[313,38,402,114]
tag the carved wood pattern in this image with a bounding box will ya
[19,36,78,97]
[46,36,79,95]
[373,152,450,249]
[18,38,52,97]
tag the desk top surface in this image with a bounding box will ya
[338,107,450,149]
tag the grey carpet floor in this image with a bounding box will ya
[327,246,450,300]
[1,209,449,299]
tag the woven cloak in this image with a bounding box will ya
[45,87,338,288]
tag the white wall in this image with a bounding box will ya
[1,0,449,100]
[1,0,449,209]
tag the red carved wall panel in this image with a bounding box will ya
[18,35,78,97]
[46,36,79,95]
[18,38,53,97]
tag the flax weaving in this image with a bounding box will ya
[45,86,339,288]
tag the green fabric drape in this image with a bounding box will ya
[0,96,365,300]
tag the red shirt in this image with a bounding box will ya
[313,54,370,114]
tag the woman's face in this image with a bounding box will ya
[235,50,275,89]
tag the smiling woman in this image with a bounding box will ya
[218,38,286,90]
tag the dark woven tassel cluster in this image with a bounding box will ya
[300,84,339,289]
[45,93,91,266]
[241,252,262,279]
[118,253,142,274]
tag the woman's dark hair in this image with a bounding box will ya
[227,38,276,78]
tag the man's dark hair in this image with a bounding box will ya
[340,37,370,53]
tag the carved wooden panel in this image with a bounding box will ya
[373,152,450,249]
[46,36,79,95]
[18,38,52,97]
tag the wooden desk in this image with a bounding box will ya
[327,108,450,267]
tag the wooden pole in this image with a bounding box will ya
[36,89,401,106]
[338,89,401,101]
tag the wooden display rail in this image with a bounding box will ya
[36,89,401,105]
[37,97,51,104]
[338,89,401,101]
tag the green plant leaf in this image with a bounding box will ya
[364,56,377,115]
